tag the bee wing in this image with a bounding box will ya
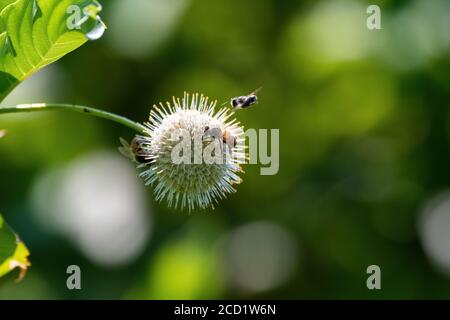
[204,127,222,139]
[251,87,263,95]
[118,137,135,161]
[210,127,223,139]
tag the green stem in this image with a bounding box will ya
[0,103,147,134]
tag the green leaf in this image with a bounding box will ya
[0,0,106,102]
[0,213,30,281]
[0,1,15,12]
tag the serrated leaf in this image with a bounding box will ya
[0,0,105,102]
[0,213,31,281]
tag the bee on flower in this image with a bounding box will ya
[120,93,246,211]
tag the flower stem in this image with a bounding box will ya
[0,103,147,134]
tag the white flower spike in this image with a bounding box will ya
[122,93,246,211]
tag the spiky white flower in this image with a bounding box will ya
[121,93,246,211]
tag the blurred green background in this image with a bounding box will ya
[1,0,450,299]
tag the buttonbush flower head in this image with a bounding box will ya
[121,93,245,211]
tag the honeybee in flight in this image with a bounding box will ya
[228,87,262,110]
